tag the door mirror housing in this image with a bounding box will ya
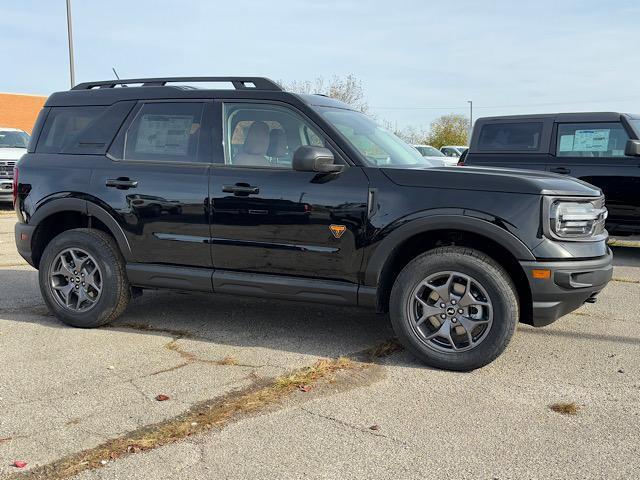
[624,139,640,157]
[292,146,344,173]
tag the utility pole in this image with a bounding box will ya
[66,0,76,87]
[467,100,473,144]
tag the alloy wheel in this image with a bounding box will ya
[49,248,103,312]
[405,270,493,353]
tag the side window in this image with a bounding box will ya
[556,122,630,158]
[222,103,327,168]
[477,122,543,151]
[123,102,204,162]
[37,106,106,153]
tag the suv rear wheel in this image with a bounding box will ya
[390,246,518,371]
[39,228,130,328]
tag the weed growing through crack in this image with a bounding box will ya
[6,357,361,480]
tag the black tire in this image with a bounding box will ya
[38,228,130,328]
[389,246,518,371]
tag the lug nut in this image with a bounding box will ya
[458,309,463,314]
[440,314,446,319]
[82,282,85,286]
[452,318,457,323]
[440,303,446,308]
[451,300,457,305]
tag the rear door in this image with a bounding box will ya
[467,119,552,170]
[549,121,640,232]
[91,100,213,267]
[209,100,369,283]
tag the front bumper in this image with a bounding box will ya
[520,249,613,327]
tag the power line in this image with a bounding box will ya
[371,96,640,111]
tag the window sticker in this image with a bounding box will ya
[558,135,574,152]
[573,129,610,152]
[134,114,194,155]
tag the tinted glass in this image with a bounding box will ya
[223,103,326,168]
[556,122,630,158]
[37,106,106,153]
[123,103,204,162]
[478,122,542,151]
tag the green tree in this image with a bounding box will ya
[426,114,470,149]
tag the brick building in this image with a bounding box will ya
[0,92,47,133]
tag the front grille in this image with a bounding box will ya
[0,160,16,179]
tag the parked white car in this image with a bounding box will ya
[440,145,468,159]
[0,128,29,203]
[413,144,455,166]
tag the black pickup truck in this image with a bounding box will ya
[461,112,640,234]
[14,77,612,370]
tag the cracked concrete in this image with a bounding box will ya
[1,208,639,479]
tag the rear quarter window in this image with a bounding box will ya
[36,106,106,153]
[477,122,543,151]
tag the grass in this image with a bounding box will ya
[549,402,580,416]
[5,357,360,480]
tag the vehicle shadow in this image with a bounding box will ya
[0,267,402,365]
[611,245,640,268]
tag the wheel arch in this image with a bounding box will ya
[363,215,535,325]
[29,198,132,268]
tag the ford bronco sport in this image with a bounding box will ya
[14,77,613,370]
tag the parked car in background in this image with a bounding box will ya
[441,145,468,158]
[0,127,29,203]
[461,112,640,235]
[413,144,454,166]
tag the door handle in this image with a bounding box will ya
[222,184,260,195]
[106,178,138,189]
[550,167,571,174]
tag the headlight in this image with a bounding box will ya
[548,197,607,240]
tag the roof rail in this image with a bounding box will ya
[71,77,282,91]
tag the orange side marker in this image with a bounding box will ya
[532,269,551,280]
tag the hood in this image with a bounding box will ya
[382,165,602,197]
[0,147,27,161]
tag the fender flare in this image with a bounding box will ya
[30,197,133,261]
[363,214,536,287]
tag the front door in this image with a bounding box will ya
[209,101,369,283]
[92,100,213,267]
[550,121,640,233]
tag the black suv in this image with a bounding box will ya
[14,77,613,370]
[461,112,640,235]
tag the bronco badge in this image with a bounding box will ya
[329,224,347,239]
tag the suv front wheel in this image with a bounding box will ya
[39,228,131,328]
[390,246,518,371]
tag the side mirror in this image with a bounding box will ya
[292,146,344,173]
[625,139,640,156]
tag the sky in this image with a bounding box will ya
[3,0,640,130]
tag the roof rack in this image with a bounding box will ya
[71,77,283,91]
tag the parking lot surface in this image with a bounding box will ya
[0,205,639,479]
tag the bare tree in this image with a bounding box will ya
[426,114,469,148]
[395,125,430,145]
[281,75,369,113]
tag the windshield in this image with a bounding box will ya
[415,146,445,157]
[0,130,29,148]
[318,107,435,167]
